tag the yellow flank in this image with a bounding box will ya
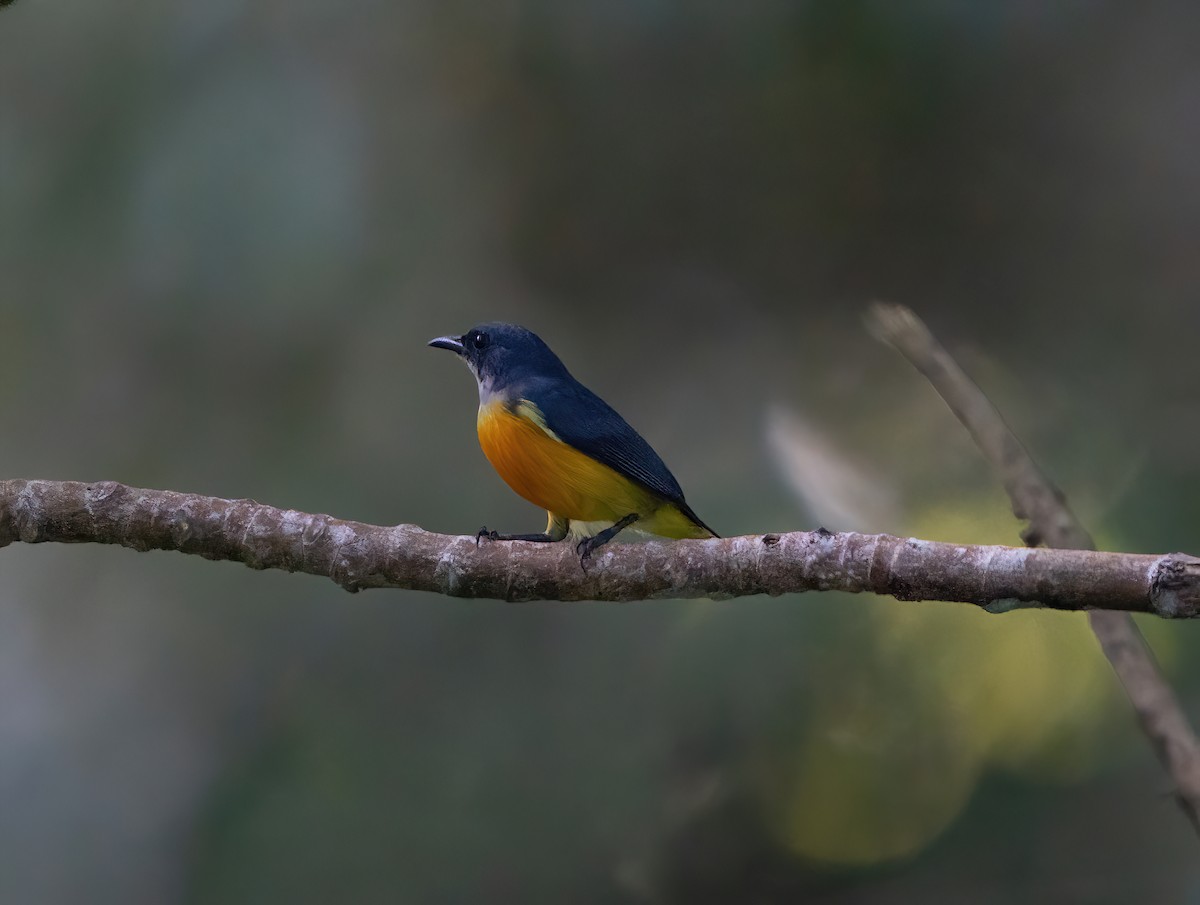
[476,399,709,539]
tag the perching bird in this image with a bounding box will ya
[428,323,717,561]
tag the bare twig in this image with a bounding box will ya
[0,479,1198,613]
[868,301,1200,833]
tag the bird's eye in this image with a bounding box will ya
[470,331,489,350]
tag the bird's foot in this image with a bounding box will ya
[574,513,640,571]
[575,536,601,571]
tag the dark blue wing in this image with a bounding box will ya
[522,376,688,506]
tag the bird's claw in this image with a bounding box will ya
[475,527,500,546]
[575,537,598,571]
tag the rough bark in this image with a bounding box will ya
[1,479,1199,614]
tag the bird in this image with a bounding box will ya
[428,322,717,562]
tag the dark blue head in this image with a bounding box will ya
[428,323,571,394]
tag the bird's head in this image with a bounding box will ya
[428,323,569,396]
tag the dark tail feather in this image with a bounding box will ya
[679,501,719,538]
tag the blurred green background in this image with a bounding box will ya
[3,1,1200,901]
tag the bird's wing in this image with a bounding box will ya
[515,379,688,507]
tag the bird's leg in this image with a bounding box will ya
[477,513,568,546]
[576,513,640,566]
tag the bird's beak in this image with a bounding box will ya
[427,335,465,355]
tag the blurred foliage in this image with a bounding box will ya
[3,0,1200,902]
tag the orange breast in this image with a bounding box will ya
[476,401,656,522]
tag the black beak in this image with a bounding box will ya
[428,335,465,355]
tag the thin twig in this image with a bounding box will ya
[1,479,1198,612]
[868,300,1200,834]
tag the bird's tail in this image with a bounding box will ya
[648,501,719,539]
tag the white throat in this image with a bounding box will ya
[476,373,500,407]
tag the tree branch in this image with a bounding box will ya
[868,301,1200,833]
[1,479,1199,613]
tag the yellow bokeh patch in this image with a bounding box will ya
[764,491,1175,865]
